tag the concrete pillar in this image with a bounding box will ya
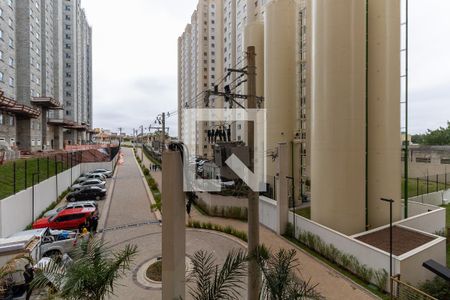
[276,142,291,235]
[264,0,298,180]
[367,0,402,228]
[41,109,48,150]
[16,119,32,152]
[310,0,367,235]
[162,150,185,300]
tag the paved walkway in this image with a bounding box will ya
[101,148,245,300]
[137,146,378,299]
[190,208,378,300]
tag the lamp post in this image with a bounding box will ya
[55,160,64,198]
[31,173,40,222]
[380,197,394,295]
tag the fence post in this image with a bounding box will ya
[47,156,50,178]
[24,159,28,188]
[436,174,439,192]
[13,161,16,194]
[416,177,419,197]
[427,174,429,194]
[37,158,40,183]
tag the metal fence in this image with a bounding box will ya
[0,152,82,200]
[404,172,450,198]
[0,146,120,200]
[391,276,437,300]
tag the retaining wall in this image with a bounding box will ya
[0,154,118,238]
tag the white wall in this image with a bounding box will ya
[259,196,277,232]
[0,158,114,238]
[398,204,446,234]
[407,189,450,206]
[288,213,393,287]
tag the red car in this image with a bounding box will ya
[32,207,96,230]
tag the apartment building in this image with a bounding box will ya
[0,0,17,147]
[61,0,92,145]
[178,0,224,158]
[0,0,92,153]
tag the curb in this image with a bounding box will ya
[186,228,248,248]
[281,236,382,300]
[98,156,120,241]
[133,150,162,222]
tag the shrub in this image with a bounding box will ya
[143,168,150,176]
[374,269,388,291]
[420,276,450,300]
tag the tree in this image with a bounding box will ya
[413,121,450,145]
[187,249,247,300]
[32,239,138,300]
[253,245,324,300]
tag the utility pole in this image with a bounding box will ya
[246,46,260,300]
[161,112,166,153]
[118,127,123,147]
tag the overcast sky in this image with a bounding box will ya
[81,0,450,136]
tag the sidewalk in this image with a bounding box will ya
[190,207,379,300]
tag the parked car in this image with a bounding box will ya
[91,168,113,178]
[32,207,96,231]
[67,186,107,202]
[44,201,98,218]
[76,173,107,183]
[10,227,79,258]
[71,178,106,191]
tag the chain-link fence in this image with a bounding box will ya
[403,172,450,198]
[391,277,437,300]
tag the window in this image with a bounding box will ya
[8,38,13,48]
[9,116,14,126]
[0,50,3,60]
[416,157,431,163]
[441,158,450,165]
[8,0,12,8]
[0,72,4,82]
[8,77,14,87]
[8,57,13,67]
[8,18,13,27]
[0,30,3,39]
[0,8,3,17]
[0,114,3,125]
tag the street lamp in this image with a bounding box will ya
[380,197,394,294]
[55,160,64,198]
[31,173,39,222]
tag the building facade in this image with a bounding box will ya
[0,0,92,153]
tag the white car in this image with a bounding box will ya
[44,201,98,218]
[71,179,106,191]
[76,173,106,183]
[92,168,113,178]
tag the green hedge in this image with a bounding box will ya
[187,220,247,242]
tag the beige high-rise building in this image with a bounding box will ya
[178,0,401,235]
[178,0,223,158]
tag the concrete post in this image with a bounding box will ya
[162,150,185,300]
[276,142,290,235]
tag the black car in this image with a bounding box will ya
[67,186,107,202]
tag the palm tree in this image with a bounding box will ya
[187,248,247,300]
[253,245,324,300]
[32,238,138,300]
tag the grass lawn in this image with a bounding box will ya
[0,157,70,200]
[295,206,311,219]
[402,178,442,198]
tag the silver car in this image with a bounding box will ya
[44,201,98,218]
[92,168,113,178]
[71,179,106,191]
[76,173,106,183]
